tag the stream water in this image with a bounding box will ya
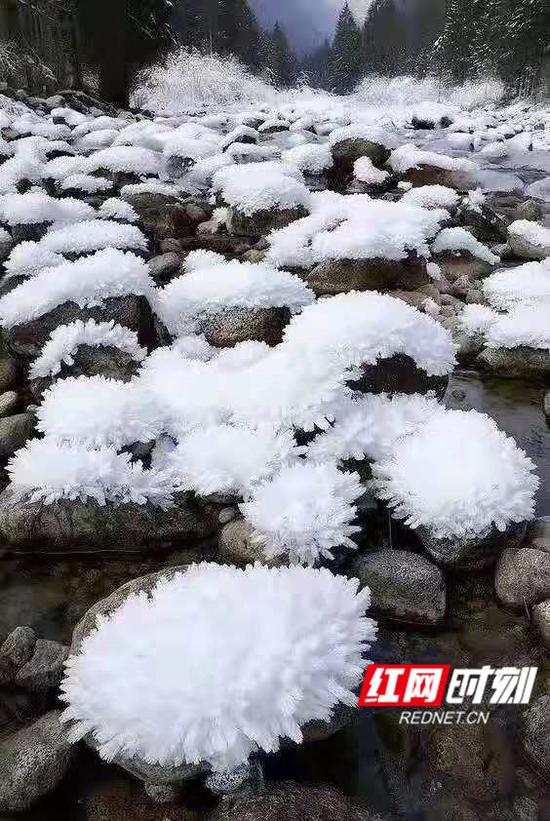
[1,370,549,819]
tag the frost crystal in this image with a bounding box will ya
[432,227,499,264]
[212,162,311,215]
[61,563,377,770]
[241,463,363,565]
[482,259,550,310]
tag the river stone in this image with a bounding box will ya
[0,230,13,261]
[0,626,36,686]
[403,165,475,190]
[81,778,194,821]
[4,294,157,358]
[522,694,550,778]
[433,252,494,284]
[331,137,390,169]
[0,710,75,812]
[353,550,446,625]
[219,519,266,565]
[211,781,379,821]
[199,306,291,347]
[476,346,550,380]
[349,353,449,399]
[496,547,550,609]
[419,523,525,570]
[531,600,550,648]
[0,390,18,418]
[0,487,217,552]
[305,255,429,296]
[123,193,194,245]
[461,203,509,243]
[226,205,308,237]
[15,639,69,693]
[0,412,35,460]
[30,343,142,400]
[147,251,181,283]
[544,392,550,422]
[0,355,18,392]
[508,225,550,260]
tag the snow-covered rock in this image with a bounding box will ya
[508,220,550,260]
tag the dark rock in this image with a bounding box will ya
[516,200,544,222]
[0,230,13,261]
[353,549,446,625]
[433,252,494,284]
[81,777,201,821]
[420,523,525,570]
[125,193,194,245]
[0,356,19,392]
[0,626,36,686]
[531,599,550,647]
[5,294,157,358]
[148,253,181,282]
[544,392,550,422]
[211,782,379,821]
[226,205,308,238]
[403,165,475,190]
[305,255,428,296]
[496,547,550,609]
[0,412,35,460]
[331,137,391,170]
[0,487,217,552]
[476,346,550,380]
[10,222,49,245]
[522,694,550,778]
[0,390,18,418]
[350,353,449,399]
[461,204,509,243]
[0,710,75,812]
[411,116,435,130]
[15,639,69,693]
[200,306,290,347]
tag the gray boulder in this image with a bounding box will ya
[331,136,390,169]
[305,255,428,296]
[0,230,13,261]
[147,251,181,283]
[531,600,550,648]
[461,203,509,243]
[0,390,19,418]
[226,205,308,238]
[419,523,525,570]
[522,694,550,778]
[353,549,446,625]
[476,346,550,380]
[508,225,550,260]
[4,294,157,358]
[0,710,75,812]
[496,547,550,609]
[211,781,379,821]
[0,412,35,460]
[219,519,279,566]
[0,355,18,392]
[199,306,291,347]
[433,252,494,284]
[0,486,217,552]
[15,639,69,694]
[0,626,36,686]
[403,164,475,190]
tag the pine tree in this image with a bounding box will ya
[330,3,363,92]
[268,22,297,87]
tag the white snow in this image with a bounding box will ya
[482,259,550,310]
[61,562,376,770]
[388,144,477,176]
[432,227,499,264]
[282,143,333,174]
[0,192,95,225]
[328,124,398,151]
[353,156,389,185]
[212,162,311,216]
[400,185,459,210]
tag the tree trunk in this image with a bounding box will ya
[97,0,128,107]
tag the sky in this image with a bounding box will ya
[249,0,373,56]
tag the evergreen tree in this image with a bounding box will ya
[268,22,297,87]
[330,3,363,92]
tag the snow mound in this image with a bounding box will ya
[8,439,173,507]
[328,124,398,150]
[373,409,539,539]
[39,219,148,255]
[267,191,446,267]
[508,221,550,254]
[482,259,550,310]
[0,249,154,327]
[154,250,314,337]
[400,185,459,210]
[0,192,94,225]
[165,424,304,497]
[84,146,161,176]
[353,157,389,185]
[241,463,363,565]
[30,319,147,380]
[389,144,477,175]
[61,562,376,770]
[212,162,311,216]
[282,143,333,174]
[432,227,499,264]
[60,174,113,194]
[282,291,456,376]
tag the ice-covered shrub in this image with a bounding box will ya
[267,191,447,268]
[373,409,539,539]
[8,438,173,507]
[482,259,550,309]
[212,162,311,215]
[282,291,456,375]
[154,250,314,337]
[432,227,499,264]
[36,375,160,449]
[61,562,376,770]
[30,319,147,380]
[241,463,363,565]
[0,249,155,327]
[165,424,303,497]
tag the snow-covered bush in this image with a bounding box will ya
[0,249,154,327]
[482,259,550,310]
[282,291,456,376]
[132,48,277,115]
[30,319,147,380]
[8,439,173,507]
[267,191,447,268]
[241,463,363,565]
[61,563,376,770]
[212,162,311,216]
[373,409,539,540]
[154,251,314,337]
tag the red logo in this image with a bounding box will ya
[358,664,451,707]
